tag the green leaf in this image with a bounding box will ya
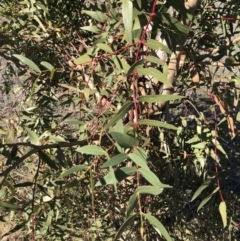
[128,153,149,169]
[139,168,172,188]
[138,94,184,103]
[82,10,107,23]
[143,214,172,241]
[105,102,133,130]
[60,165,88,178]
[191,178,214,202]
[65,179,79,189]
[219,201,227,228]
[127,59,145,75]
[126,193,138,218]
[145,39,172,54]
[39,151,58,170]
[40,61,54,71]
[13,54,41,73]
[74,53,92,65]
[80,26,101,34]
[102,154,128,168]
[95,167,136,186]
[122,0,133,44]
[96,43,112,53]
[2,221,28,238]
[111,132,138,148]
[135,186,164,195]
[114,214,138,241]
[0,201,22,210]
[76,145,106,156]
[146,55,167,66]
[191,142,207,149]
[135,66,171,86]
[197,187,219,211]
[25,127,40,145]
[139,119,178,130]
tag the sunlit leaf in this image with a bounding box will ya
[102,154,128,168]
[138,94,184,103]
[219,201,227,228]
[139,119,178,130]
[80,26,102,34]
[105,102,133,130]
[96,43,112,53]
[143,214,172,241]
[145,39,172,54]
[135,186,164,195]
[40,61,54,71]
[60,165,88,178]
[128,153,149,169]
[135,66,171,86]
[83,10,107,23]
[0,201,22,210]
[76,145,106,155]
[126,193,137,218]
[25,127,40,145]
[122,0,133,44]
[74,53,92,64]
[13,54,41,73]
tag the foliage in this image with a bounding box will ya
[0,0,240,240]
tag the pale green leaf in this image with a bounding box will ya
[145,39,172,54]
[96,43,112,53]
[197,187,219,211]
[135,66,171,86]
[83,10,107,23]
[129,153,149,169]
[13,54,41,73]
[146,55,167,66]
[135,186,163,195]
[76,145,105,156]
[219,201,227,228]
[74,53,92,65]
[102,154,128,168]
[143,214,172,241]
[105,102,133,130]
[40,61,54,71]
[122,0,133,44]
[126,193,138,218]
[138,94,184,103]
[25,127,40,145]
[191,178,214,202]
[80,26,101,34]
[0,201,22,210]
[60,165,88,178]
[111,132,138,148]
[139,119,178,130]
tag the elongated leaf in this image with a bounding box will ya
[40,61,54,71]
[60,165,88,178]
[83,10,107,23]
[138,94,184,103]
[143,214,172,241]
[129,153,149,169]
[135,66,171,86]
[96,43,112,53]
[197,187,219,211]
[25,127,40,145]
[139,168,172,188]
[135,186,163,195]
[191,178,214,202]
[126,193,138,218]
[74,53,92,65]
[219,201,227,228]
[146,56,166,66]
[76,145,105,155]
[105,102,133,129]
[13,54,41,73]
[39,151,58,170]
[139,119,178,130]
[122,0,133,44]
[127,59,145,75]
[114,214,138,241]
[95,167,136,186]
[2,221,28,238]
[0,201,22,210]
[80,26,101,34]
[102,154,128,168]
[145,39,172,54]
[111,132,138,148]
